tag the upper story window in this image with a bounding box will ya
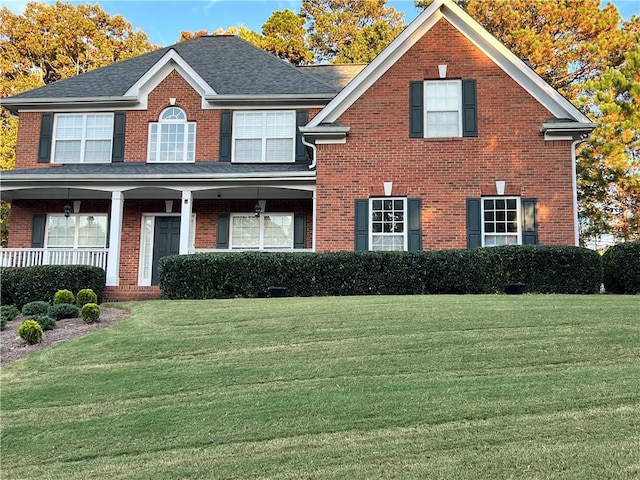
[232,111,296,163]
[409,79,477,138]
[52,113,113,163]
[369,197,407,251]
[424,80,462,137]
[148,107,195,163]
[45,214,108,248]
[482,197,521,246]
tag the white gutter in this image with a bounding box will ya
[300,135,317,170]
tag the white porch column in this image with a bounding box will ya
[312,188,317,251]
[106,190,124,286]
[179,189,193,254]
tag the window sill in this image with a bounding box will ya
[423,137,464,142]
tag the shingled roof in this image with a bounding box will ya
[5,36,338,101]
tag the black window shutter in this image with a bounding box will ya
[354,199,369,251]
[219,111,232,162]
[38,114,54,163]
[407,198,422,251]
[111,112,126,163]
[294,213,307,249]
[466,198,482,248]
[31,214,46,248]
[522,198,538,245]
[295,110,308,162]
[409,81,424,138]
[462,79,478,137]
[216,214,230,249]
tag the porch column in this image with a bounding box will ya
[106,190,124,286]
[312,188,317,251]
[179,189,192,254]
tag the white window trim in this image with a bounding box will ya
[147,107,196,163]
[138,213,196,286]
[44,213,109,248]
[423,79,462,138]
[231,110,296,163]
[229,213,295,250]
[368,197,408,251]
[51,113,114,164]
[481,196,522,247]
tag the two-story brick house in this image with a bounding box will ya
[1,0,596,300]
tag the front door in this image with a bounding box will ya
[151,216,181,285]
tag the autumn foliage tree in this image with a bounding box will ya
[0,1,155,245]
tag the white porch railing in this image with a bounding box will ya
[0,248,108,269]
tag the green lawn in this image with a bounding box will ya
[1,295,639,479]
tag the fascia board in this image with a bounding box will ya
[205,94,334,108]
[124,49,216,103]
[1,97,138,114]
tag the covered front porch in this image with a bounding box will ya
[1,163,316,299]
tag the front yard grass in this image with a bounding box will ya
[1,295,638,479]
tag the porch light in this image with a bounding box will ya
[63,203,72,218]
[254,200,266,217]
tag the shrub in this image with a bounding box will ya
[602,241,640,294]
[18,320,43,344]
[159,246,603,299]
[53,289,75,305]
[0,317,5,331]
[1,305,20,323]
[21,301,50,317]
[81,303,100,323]
[76,289,98,308]
[31,315,56,331]
[48,303,81,320]
[0,265,105,309]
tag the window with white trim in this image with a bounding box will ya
[148,107,195,162]
[233,111,296,163]
[45,214,108,248]
[424,80,462,137]
[229,213,294,249]
[369,198,407,251]
[52,113,113,163]
[482,197,521,246]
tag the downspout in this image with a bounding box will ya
[571,135,588,247]
[301,135,317,170]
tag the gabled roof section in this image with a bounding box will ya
[308,0,593,128]
[2,36,338,113]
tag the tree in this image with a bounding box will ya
[576,43,640,242]
[178,25,263,47]
[301,0,405,63]
[262,9,313,65]
[0,1,155,246]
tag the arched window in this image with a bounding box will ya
[148,107,195,162]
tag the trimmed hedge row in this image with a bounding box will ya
[602,241,640,294]
[0,265,105,309]
[159,245,602,299]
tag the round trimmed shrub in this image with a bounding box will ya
[18,319,43,344]
[48,303,81,320]
[603,241,640,294]
[53,289,75,305]
[81,303,100,324]
[31,315,56,331]
[1,305,20,323]
[77,289,98,308]
[21,301,50,317]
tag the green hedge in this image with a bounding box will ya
[602,241,640,294]
[0,265,105,309]
[159,246,602,299]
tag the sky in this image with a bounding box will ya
[2,0,639,47]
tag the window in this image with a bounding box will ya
[233,111,296,163]
[229,214,294,249]
[482,197,521,246]
[369,198,407,251]
[45,214,108,248]
[148,107,195,162]
[52,114,113,163]
[424,80,462,137]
